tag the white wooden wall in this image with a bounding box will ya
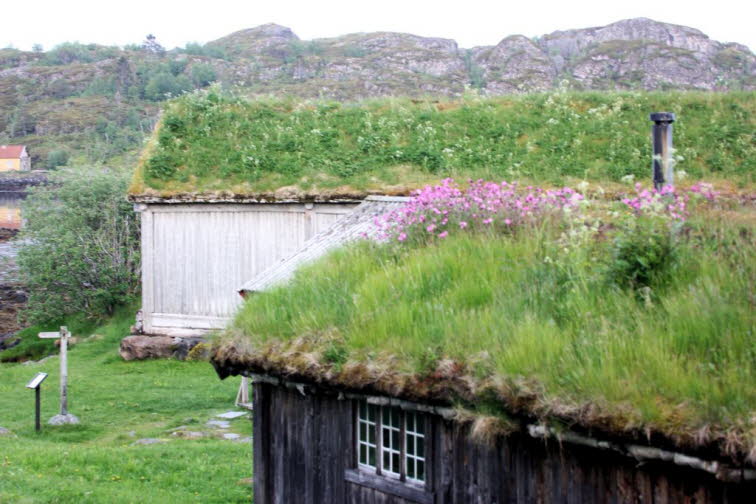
[137,203,355,335]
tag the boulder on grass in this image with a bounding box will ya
[119,335,204,361]
[120,335,177,360]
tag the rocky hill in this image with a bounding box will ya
[0,17,752,165]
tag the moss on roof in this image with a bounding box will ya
[212,200,756,465]
[129,88,755,199]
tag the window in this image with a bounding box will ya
[358,401,377,469]
[405,411,425,483]
[356,400,427,485]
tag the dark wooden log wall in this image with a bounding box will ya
[252,382,756,504]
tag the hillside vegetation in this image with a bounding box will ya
[2,17,754,169]
[131,89,755,197]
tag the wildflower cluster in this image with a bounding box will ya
[374,178,584,242]
[621,182,717,221]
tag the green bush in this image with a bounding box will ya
[46,149,69,169]
[40,42,119,66]
[607,217,677,292]
[144,72,192,101]
[17,166,140,323]
[190,63,217,88]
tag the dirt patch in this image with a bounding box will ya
[0,284,25,337]
[0,228,18,241]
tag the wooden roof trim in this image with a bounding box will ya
[238,195,410,294]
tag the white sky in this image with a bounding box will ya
[3,0,754,53]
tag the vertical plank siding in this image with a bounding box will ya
[253,383,756,504]
[141,203,354,333]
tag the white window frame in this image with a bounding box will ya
[405,410,426,484]
[381,406,402,478]
[356,400,427,486]
[357,401,378,470]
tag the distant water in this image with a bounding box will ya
[0,192,22,230]
[0,192,23,284]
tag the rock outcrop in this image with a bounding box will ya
[119,334,204,361]
[473,35,557,93]
[207,17,753,96]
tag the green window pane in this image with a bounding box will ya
[360,444,366,464]
[418,460,425,481]
[418,436,425,456]
[407,460,415,479]
[368,446,375,467]
[392,430,399,448]
[392,453,399,472]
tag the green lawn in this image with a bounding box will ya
[0,309,251,503]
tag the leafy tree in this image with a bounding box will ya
[41,42,119,65]
[191,63,217,87]
[183,42,227,60]
[169,59,188,76]
[46,149,69,169]
[82,76,117,97]
[17,166,140,323]
[144,72,191,101]
[142,34,165,55]
[46,79,76,99]
[6,106,35,136]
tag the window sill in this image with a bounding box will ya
[344,469,433,504]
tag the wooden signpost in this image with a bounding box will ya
[38,326,80,425]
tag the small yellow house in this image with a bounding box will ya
[0,145,31,172]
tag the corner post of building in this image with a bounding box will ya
[649,112,676,190]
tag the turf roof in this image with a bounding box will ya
[129,88,756,200]
[212,197,756,467]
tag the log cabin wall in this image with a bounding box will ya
[252,382,755,504]
[136,202,355,335]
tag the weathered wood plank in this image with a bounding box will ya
[141,203,355,333]
[254,383,756,504]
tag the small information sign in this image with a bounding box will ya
[26,372,48,389]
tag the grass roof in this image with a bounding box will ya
[129,89,755,199]
[212,191,756,465]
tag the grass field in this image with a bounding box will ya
[0,308,251,503]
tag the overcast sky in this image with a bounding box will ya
[3,0,753,53]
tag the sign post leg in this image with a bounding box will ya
[59,328,68,415]
[35,386,41,433]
